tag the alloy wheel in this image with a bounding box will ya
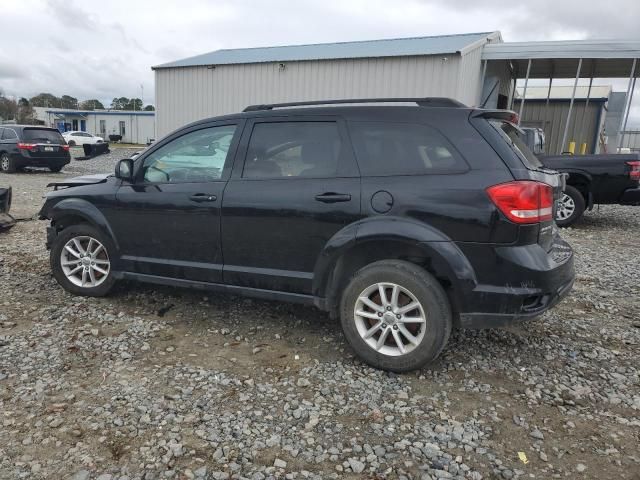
[354,282,427,356]
[1,155,8,171]
[556,193,576,221]
[60,236,110,288]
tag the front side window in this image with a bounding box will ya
[243,122,342,179]
[142,125,236,183]
[348,121,468,176]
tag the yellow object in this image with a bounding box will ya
[580,143,587,155]
[518,452,529,464]
[568,141,576,154]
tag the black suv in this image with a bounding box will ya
[0,125,71,173]
[39,98,574,372]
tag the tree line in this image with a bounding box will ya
[0,91,155,123]
[28,93,155,111]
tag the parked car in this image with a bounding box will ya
[540,153,640,226]
[0,186,15,230]
[39,98,575,372]
[62,131,104,146]
[0,125,71,173]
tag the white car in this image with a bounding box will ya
[62,131,104,147]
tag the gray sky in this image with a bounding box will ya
[1,0,640,124]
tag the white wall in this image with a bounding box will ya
[154,53,476,137]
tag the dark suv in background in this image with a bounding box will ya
[0,125,70,173]
[39,98,574,372]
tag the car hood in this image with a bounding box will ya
[46,173,111,189]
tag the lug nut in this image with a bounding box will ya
[386,306,392,311]
[382,324,387,328]
[396,314,401,319]
[393,325,399,330]
[377,312,383,317]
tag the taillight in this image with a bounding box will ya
[626,161,640,181]
[17,142,37,152]
[61,145,70,151]
[486,181,553,224]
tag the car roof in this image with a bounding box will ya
[0,125,60,131]
[180,104,476,131]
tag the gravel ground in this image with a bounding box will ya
[0,150,639,480]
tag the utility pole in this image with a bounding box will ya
[141,83,144,110]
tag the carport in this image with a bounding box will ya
[479,39,640,153]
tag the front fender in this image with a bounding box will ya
[42,198,119,251]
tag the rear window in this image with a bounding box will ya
[348,121,468,176]
[23,128,65,144]
[489,120,543,168]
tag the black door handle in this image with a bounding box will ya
[314,192,352,203]
[189,193,217,203]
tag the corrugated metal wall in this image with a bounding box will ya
[154,50,485,137]
[514,100,604,154]
[621,131,640,151]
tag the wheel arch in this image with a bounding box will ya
[46,198,120,251]
[313,217,477,324]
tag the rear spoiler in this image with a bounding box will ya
[470,109,520,124]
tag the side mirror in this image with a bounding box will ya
[115,158,133,181]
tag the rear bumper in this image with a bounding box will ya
[12,152,70,168]
[620,186,640,205]
[456,237,575,329]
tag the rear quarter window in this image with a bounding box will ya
[348,121,468,176]
[489,120,544,169]
[23,128,65,144]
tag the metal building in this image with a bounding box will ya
[154,32,640,151]
[34,107,156,144]
[513,86,615,154]
[152,32,502,137]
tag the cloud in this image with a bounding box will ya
[1,0,639,125]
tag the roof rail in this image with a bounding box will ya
[242,97,466,112]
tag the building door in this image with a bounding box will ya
[80,120,86,132]
[72,119,78,130]
[221,118,361,294]
[111,122,241,283]
[119,121,126,140]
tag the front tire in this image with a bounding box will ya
[50,224,116,297]
[556,185,585,227]
[0,153,16,173]
[67,140,76,147]
[340,260,452,372]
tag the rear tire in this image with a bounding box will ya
[556,185,585,227]
[340,260,452,372]
[50,224,116,297]
[0,153,16,173]
[49,165,63,173]
[67,140,76,147]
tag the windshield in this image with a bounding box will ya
[489,120,543,168]
[23,128,65,144]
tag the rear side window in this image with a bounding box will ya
[2,128,17,140]
[243,122,342,179]
[489,121,543,168]
[348,121,468,176]
[23,128,64,144]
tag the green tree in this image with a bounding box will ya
[125,98,143,111]
[79,99,105,110]
[60,95,78,109]
[29,93,62,108]
[143,104,155,111]
[0,95,17,121]
[17,102,36,124]
[111,97,130,110]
